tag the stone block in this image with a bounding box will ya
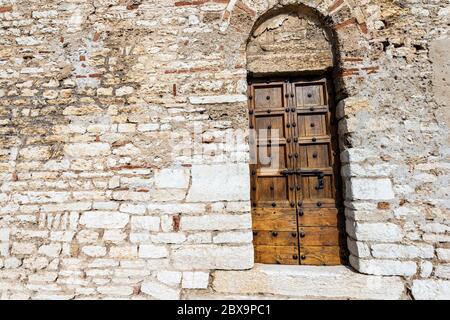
[80,212,129,229]
[141,280,180,300]
[371,244,434,259]
[154,167,190,189]
[347,221,403,242]
[64,143,111,157]
[213,265,405,300]
[186,164,250,202]
[412,280,450,300]
[181,214,251,231]
[347,178,395,200]
[131,216,160,231]
[139,245,169,258]
[350,256,417,276]
[435,264,450,280]
[182,271,210,289]
[172,245,254,270]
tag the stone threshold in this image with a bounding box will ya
[203,264,407,300]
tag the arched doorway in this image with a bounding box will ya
[247,6,347,265]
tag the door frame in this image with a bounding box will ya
[247,73,348,265]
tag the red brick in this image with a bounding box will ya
[0,6,12,13]
[328,0,344,13]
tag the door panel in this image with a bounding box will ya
[255,245,299,265]
[249,77,346,266]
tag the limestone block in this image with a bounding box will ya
[181,214,251,231]
[109,246,138,258]
[154,167,190,189]
[81,245,107,257]
[347,178,395,200]
[186,164,250,202]
[412,280,450,300]
[157,271,182,286]
[116,86,134,96]
[97,286,134,296]
[11,243,36,255]
[182,271,210,289]
[347,221,403,242]
[213,265,405,300]
[189,95,247,104]
[151,233,186,244]
[437,248,450,261]
[79,212,129,229]
[350,256,417,276]
[38,244,61,257]
[0,229,9,241]
[64,143,111,157]
[213,231,253,244]
[347,238,371,258]
[420,261,433,278]
[371,244,434,259]
[172,245,254,270]
[435,264,450,280]
[141,280,180,300]
[131,216,160,231]
[139,245,168,258]
[19,146,52,160]
[120,203,147,215]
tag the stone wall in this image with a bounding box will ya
[0,0,449,300]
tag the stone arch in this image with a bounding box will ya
[246,4,337,76]
[238,0,375,272]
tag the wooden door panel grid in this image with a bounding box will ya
[249,77,346,266]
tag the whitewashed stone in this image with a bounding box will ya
[0,229,9,241]
[157,271,182,286]
[151,233,186,244]
[213,265,405,300]
[4,257,22,268]
[213,231,253,244]
[141,281,180,300]
[435,264,450,280]
[172,245,253,270]
[181,214,251,231]
[420,261,433,278]
[371,244,434,259]
[437,248,450,261]
[182,271,210,289]
[38,244,61,257]
[80,212,129,229]
[11,243,36,255]
[109,246,138,258]
[119,203,146,215]
[139,245,168,258]
[82,245,107,257]
[347,238,371,258]
[187,164,250,202]
[64,143,111,157]
[154,167,190,189]
[97,286,134,296]
[131,216,160,231]
[116,86,134,96]
[347,178,395,200]
[350,256,417,276]
[412,280,450,300]
[32,10,58,18]
[189,95,247,104]
[347,221,403,242]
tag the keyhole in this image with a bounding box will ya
[307,93,312,98]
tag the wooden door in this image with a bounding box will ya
[249,77,347,265]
